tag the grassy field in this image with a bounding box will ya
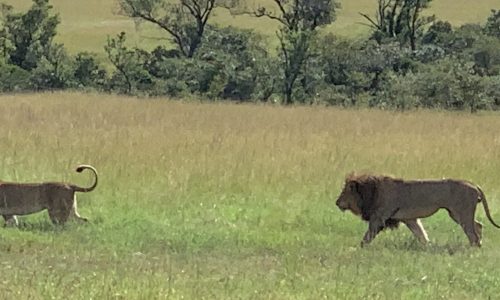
[5,0,500,54]
[1,92,500,298]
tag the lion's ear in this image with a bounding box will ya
[348,181,357,192]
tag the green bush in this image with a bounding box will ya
[312,84,352,106]
[104,32,154,94]
[484,9,500,38]
[406,58,492,111]
[195,26,268,101]
[2,0,59,71]
[484,76,500,107]
[372,72,421,110]
[74,52,107,89]
[0,62,31,92]
[29,44,75,90]
[141,26,271,101]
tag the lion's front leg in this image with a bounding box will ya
[361,218,384,247]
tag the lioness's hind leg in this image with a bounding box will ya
[48,209,70,225]
[48,201,72,225]
[3,215,18,227]
[403,219,429,244]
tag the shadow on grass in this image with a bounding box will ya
[15,220,67,233]
[386,238,472,255]
[12,218,97,233]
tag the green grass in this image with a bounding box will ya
[1,92,500,298]
[4,0,499,54]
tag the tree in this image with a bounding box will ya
[421,20,452,46]
[118,0,239,58]
[0,62,31,92]
[195,26,269,100]
[73,52,107,88]
[1,0,60,70]
[105,32,152,94]
[0,4,14,61]
[0,0,78,90]
[241,0,339,104]
[30,43,74,89]
[484,9,500,38]
[360,0,434,50]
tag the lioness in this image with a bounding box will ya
[335,173,500,247]
[0,165,98,226]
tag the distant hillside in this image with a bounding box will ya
[5,0,499,53]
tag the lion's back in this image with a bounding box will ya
[378,178,480,220]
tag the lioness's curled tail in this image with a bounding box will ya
[72,165,98,193]
[477,186,500,229]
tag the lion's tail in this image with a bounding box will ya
[478,186,500,229]
[72,165,98,193]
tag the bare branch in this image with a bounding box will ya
[273,0,290,26]
[359,12,382,29]
[238,9,289,27]
[201,1,215,25]
[181,1,199,20]
[192,0,202,15]
[118,0,235,57]
[127,7,188,56]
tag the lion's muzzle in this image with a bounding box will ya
[336,200,348,211]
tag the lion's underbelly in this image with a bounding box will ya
[392,206,440,219]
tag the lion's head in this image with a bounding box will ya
[336,179,362,216]
[336,173,400,228]
[336,173,380,221]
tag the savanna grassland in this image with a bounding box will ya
[2,92,500,298]
[5,0,500,53]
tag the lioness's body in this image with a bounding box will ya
[0,165,98,226]
[336,174,500,247]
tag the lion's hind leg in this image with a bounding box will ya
[463,219,481,247]
[403,219,429,244]
[447,209,481,247]
[3,215,18,227]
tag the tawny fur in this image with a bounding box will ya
[335,173,500,247]
[0,165,98,226]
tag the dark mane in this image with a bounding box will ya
[346,172,401,228]
[384,218,401,229]
[346,172,401,183]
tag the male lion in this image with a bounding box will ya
[335,173,500,247]
[0,165,98,226]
